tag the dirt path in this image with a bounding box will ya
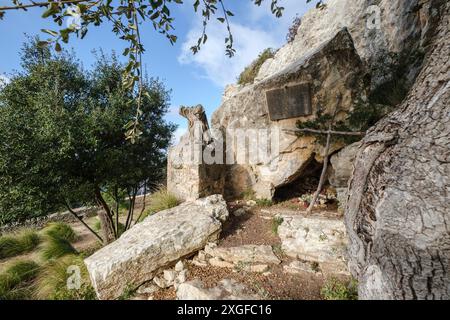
[152,202,346,300]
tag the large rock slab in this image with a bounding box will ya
[176,279,259,300]
[84,195,229,300]
[204,243,281,265]
[278,215,348,273]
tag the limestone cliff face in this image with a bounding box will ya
[257,0,442,88]
[212,29,368,199]
[208,0,443,200]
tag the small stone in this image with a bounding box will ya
[232,208,246,217]
[153,276,170,289]
[163,270,177,284]
[209,257,234,268]
[177,269,188,283]
[246,200,257,207]
[147,296,154,300]
[262,271,271,276]
[175,260,185,272]
[246,264,269,273]
[136,282,160,295]
[283,260,317,274]
[191,259,208,267]
[197,250,207,261]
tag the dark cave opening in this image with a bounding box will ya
[273,157,324,203]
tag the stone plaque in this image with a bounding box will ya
[265,84,312,121]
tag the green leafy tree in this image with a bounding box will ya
[0,0,312,141]
[0,39,175,243]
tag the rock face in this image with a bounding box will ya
[169,0,442,201]
[168,106,225,201]
[278,215,348,274]
[84,195,229,300]
[211,28,368,199]
[176,279,259,300]
[328,141,361,208]
[257,0,441,88]
[345,2,450,299]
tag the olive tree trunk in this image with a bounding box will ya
[345,3,450,299]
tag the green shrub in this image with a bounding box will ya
[34,254,96,300]
[0,229,41,259]
[40,236,77,261]
[241,188,256,201]
[42,222,77,242]
[321,277,358,300]
[256,198,273,207]
[271,216,284,235]
[139,187,179,222]
[237,48,275,85]
[0,260,40,299]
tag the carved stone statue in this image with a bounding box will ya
[179,104,212,144]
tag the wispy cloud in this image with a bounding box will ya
[178,0,317,87]
[0,74,10,87]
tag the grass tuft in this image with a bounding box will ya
[40,236,77,261]
[321,277,358,300]
[139,186,179,222]
[0,229,41,259]
[271,216,284,235]
[256,198,273,207]
[42,222,77,242]
[0,260,40,299]
[34,254,96,300]
[237,48,275,85]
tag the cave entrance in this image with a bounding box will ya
[273,157,324,202]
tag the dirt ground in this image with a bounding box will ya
[151,202,346,300]
[1,197,344,300]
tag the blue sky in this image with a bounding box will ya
[0,0,319,142]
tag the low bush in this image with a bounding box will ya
[237,48,275,85]
[321,277,358,300]
[0,229,41,259]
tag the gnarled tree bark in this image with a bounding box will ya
[345,2,450,300]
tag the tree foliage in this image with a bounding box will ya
[0,39,175,243]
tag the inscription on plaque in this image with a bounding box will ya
[265,83,312,121]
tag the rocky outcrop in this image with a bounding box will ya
[278,215,348,274]
[328,141,361,208]
[84,195,229,300]
[345,2,450,299]
[211,28,368,199]
[168,106,225,201]
[257,0,443,89]
[176,279,259,300]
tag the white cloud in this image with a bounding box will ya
[172,126,187,145]
[0,74,10,88]
[178,0,317,87]
[179,21,280,87]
